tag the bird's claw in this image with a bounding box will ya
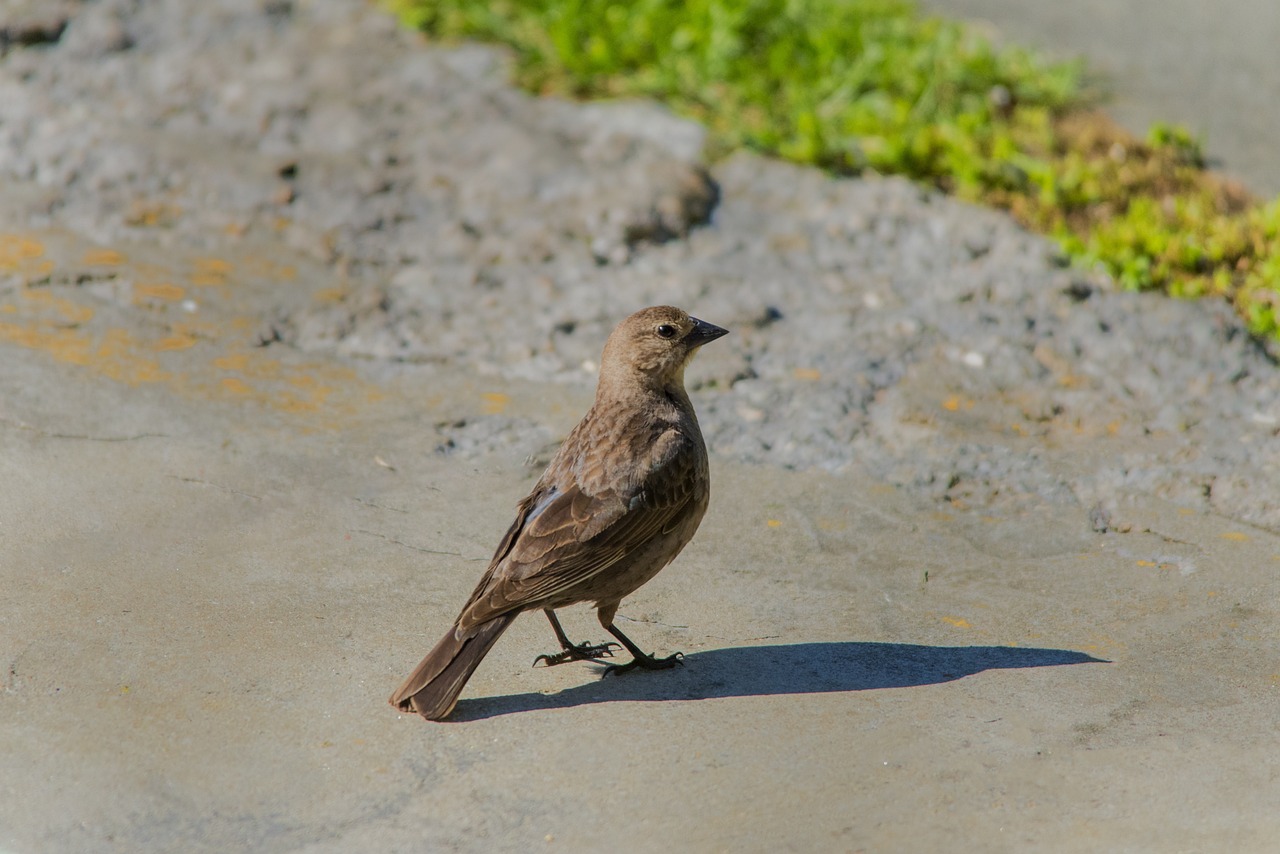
[602,650,683,678]
[532,641,621,668]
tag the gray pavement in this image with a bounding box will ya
[921,0,1280,196]
[2,1,1279,852]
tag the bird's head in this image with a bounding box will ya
[597,306,729,395]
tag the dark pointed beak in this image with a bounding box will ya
[684,316,729,348]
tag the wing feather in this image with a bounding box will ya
[457,431,697,629]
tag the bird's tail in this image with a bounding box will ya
[389,614,516,721]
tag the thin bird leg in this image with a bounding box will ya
[532,609,620,667]
[600,620,684,677]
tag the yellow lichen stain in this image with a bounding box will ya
[133,282,186,303]
[0,320,171,385]
[190,257,233,287]
[313,287,347,304]
[286,373,320,389]
[0,323,93,365]
[210,350,360,414]
[277,386,333,413]
[1220,532,1250,542]
[766,519,782,528]
[126,200,182,228]
[96,329,170,385]
[134,262,173,280]
[482,392,509,414]
[154,335,197,352]
[250,357,282,380]
[793,368,822,381]
[21,288,95,325]
[1057,373,1085,388]
[240,255,298,281]
[0,234,46,270]
[215,352,280,383]
[942,395,974,412]
[0,238,376,421]
[1136,560,1156,567]
[276,373,336,412]
[213,353,253,372]
[83,249,126,266]
[941,616,972,629]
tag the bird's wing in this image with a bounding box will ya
[457,436,697,629]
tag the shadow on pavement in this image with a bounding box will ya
[452,641,1107,721]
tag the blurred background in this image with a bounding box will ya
[923,0,1280,195]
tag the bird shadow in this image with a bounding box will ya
[450,641,1107,721]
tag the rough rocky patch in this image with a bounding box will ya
[1,0,1277,527]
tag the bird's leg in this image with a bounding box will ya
[598,609,684,677]
[532,609,620,667]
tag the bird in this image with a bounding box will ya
[390,305,728,721]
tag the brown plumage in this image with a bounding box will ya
[390,306,728,720]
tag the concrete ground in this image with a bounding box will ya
[2,1,1280,852]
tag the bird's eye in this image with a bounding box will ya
[656,324,677,339]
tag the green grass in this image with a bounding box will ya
[386,0,1280,342]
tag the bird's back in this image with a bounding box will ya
[458,383,709,625]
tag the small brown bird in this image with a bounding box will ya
[390,306,728,720]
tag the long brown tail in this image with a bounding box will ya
[389,614,516,721]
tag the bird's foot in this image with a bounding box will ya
[532,641,621,668]
[602,650,683,678]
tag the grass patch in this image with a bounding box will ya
[387,0,1280,342]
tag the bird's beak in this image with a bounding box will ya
[684,316,729,348]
